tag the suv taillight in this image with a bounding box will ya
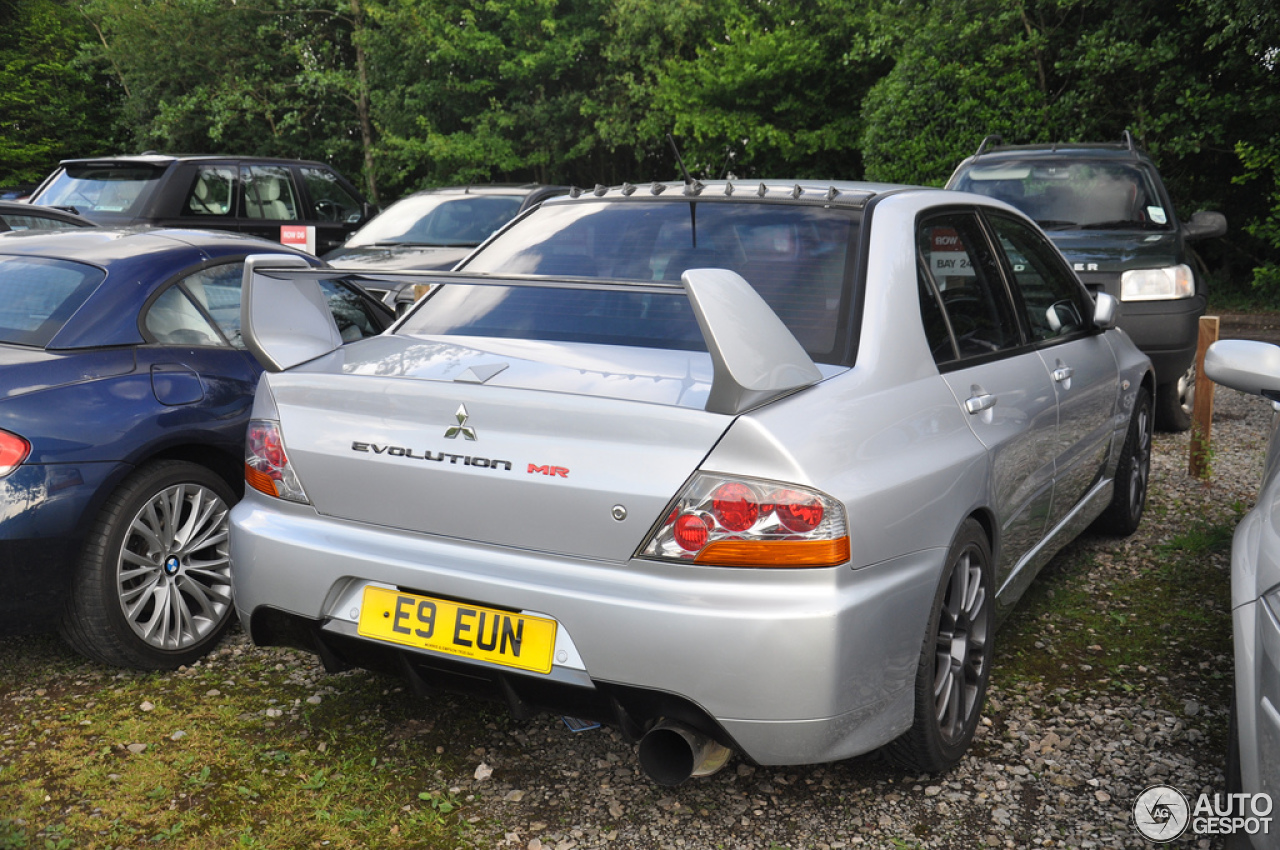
[245,420,308,502]
[639,473,849,567]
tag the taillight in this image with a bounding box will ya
[640,473,849,567]
[245,419,308,503]
[0,429,30,477]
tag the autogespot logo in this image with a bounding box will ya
[1133,784,1190,842]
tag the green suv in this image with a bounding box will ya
[947,134,1226,430]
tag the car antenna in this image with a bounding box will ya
[667,133,693,186]
[666,133,699,249]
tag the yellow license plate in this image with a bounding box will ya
[357,586,557,674]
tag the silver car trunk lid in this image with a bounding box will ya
[243,260,828,561]
[268,366,732,561]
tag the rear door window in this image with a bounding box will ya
[916,211,1023,363]
[184,166,236,218]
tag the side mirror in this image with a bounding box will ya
[1093,291,1119,330]
[1182,210,1227,241]
[1204,339,1280,399]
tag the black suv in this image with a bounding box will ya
[947,134,1226,430]
[27,154,377,256]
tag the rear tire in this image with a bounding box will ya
[59,460,237,669]
[1095,386,1152,536]
[884,518,994,773]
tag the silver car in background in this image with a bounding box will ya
[228,181,1153,784]
[1204,340,1280,848]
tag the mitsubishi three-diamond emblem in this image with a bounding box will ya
[444,404,477,440]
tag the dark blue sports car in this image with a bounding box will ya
[0,228,392,668]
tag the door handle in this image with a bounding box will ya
[1052,366,1074,383]
[965,393,997,414]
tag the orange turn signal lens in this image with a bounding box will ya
[244,463,279,498]
[693,537,851,568]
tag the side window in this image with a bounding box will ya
[302,167,364,223]
[917,212,1021,361]
[242,165,299,221]
[186,166,235,217]
[144,285,223,346]
[181,262,246,348]
[987,213,1092,342]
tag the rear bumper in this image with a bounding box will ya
[230,490,947,765]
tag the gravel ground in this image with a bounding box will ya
[3,375,1270,849]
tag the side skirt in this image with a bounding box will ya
[993,476,1113,623]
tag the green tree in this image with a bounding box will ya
[596,0,890,181]
[0,0,120,187]
[80,0,377,197]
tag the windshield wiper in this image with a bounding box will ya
[1034,219,1080,230]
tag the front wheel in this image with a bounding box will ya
[59,460,238,669]
[884,518,994,773]
[1094,386,1152,536]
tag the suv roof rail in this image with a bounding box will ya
[975,135,1004,156]
[1122,129,1138,154]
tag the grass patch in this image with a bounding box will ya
[996,515,1237,723]
[0,637,480,849]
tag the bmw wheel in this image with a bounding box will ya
[885,518,994,773]
[60,460,238,669]
[1095,386,1152,536]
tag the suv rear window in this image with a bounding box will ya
[0,256,106,347]
[410,200,859,362]
[951,159,1171,231]
[32,164,166,220]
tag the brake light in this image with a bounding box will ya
[640,473,849,567]
[245,419,308,502]
[0,429,30,477]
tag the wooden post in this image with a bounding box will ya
[1188,315,1220,479]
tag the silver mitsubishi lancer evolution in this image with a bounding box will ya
[228,180,1153,785]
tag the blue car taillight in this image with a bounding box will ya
[0,429,30,477]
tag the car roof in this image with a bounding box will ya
[0,226,311,263]
[958,133,1154,165]
[55,153,336,169]
[537,179,911,210]
[409,184,565,197]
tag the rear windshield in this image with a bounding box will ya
[401,199,860,363]
[952,159,1172,231]
[0,256,106,346]
[31,164,166,221]
[348,194,524,248]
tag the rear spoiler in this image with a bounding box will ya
[240,257,822,416]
